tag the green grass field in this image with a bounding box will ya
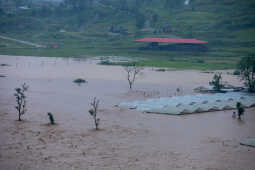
[0,33,243,70]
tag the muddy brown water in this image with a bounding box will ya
[0,55,254,170]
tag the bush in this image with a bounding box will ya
[14,83,29,121]
[196,59,205,63]
[99,60,113,65]
[73,78,87,85]
[209,73,224,91]
[155,68,166,72]
[47,112,55,125]
[233,70,240,75]
[238,56,255,92]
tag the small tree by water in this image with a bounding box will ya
[47,112,55,125]
[209,73,224,91]
[238,56,255,92]
[89,97,100,130]
[124,65,143,90]
[14,83,29,121]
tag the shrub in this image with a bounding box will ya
[14,83,29,121]
[155,68,166,72]
[73,78,87,85]
[47,112,55,125]
[99,60,113,65]
[0,64,10,67]
[209,73,224,91]
[233,70,240,75]
[196,59,205,63]
[238,56,255,92]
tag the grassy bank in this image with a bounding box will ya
[0,35,240,70]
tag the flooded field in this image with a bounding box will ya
[0,55,254,170]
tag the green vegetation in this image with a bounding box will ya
[233,70,240,75]
[155,68,167,72]
[100,58,235,70]
[209,73,224,91]
[73,78,88,85]
[99,60,136,66]
[236,102,245,119]
[238,56,255,92]
[0,0,255,69]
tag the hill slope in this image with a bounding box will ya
[0,0,254,69]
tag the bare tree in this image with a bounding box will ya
[88,97,100,130]
[14,83,29,121]
[124,65,143,90]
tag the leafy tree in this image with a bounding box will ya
[135,11,146,29]
[209,73,224,91]
[14,83,29,121]
[129,0,146,29]
[165,0,183,9]
[238,56,255,92]
[119,0,128,10]
[152,13,158,26]
[63,0,92,11]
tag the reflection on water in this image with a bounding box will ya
[237,118,245,125]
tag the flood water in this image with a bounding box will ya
[0,55,254,170]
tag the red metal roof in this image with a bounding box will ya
[135,38,208,44]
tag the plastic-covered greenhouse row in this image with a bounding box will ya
[119,92,255,115]
[240,138,255,147]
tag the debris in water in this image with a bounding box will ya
[73,78,88,85]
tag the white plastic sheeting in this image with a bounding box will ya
[240,138,255,147]
[119,92,255,115]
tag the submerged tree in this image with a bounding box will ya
[209,73,224,91]
[14,83,29,121]
[238,56,255,92]
[124,64,143,90]
[89,97,100,130]
[47,112,55,125]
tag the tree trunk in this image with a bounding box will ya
[18,113,21,121]
[129,82,132,89]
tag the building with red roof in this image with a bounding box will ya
[135,38,208,44]
[135,37,208,52]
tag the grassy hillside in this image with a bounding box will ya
[0,0,254,69]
